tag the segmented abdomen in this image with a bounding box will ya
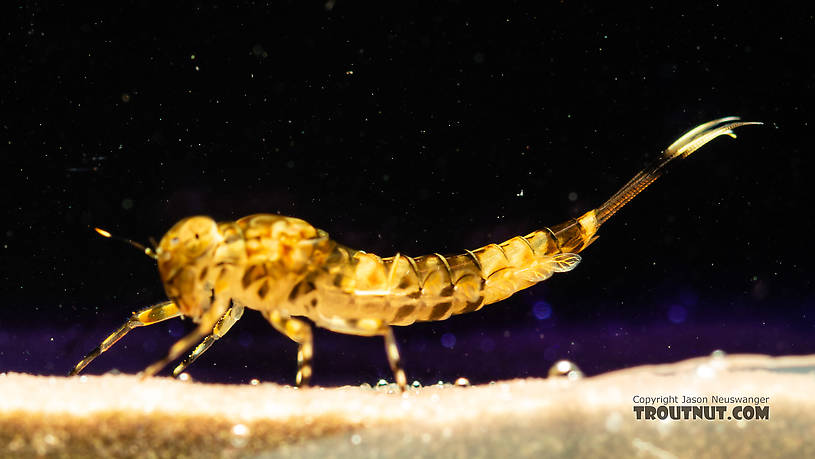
[293,228,581,326]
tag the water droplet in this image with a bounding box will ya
[411,380,422,389]
[605,412,623,432]
[359,382,372,389]
[230,424,249,448]
[548,360,584,380]
[177,372,191,382]
[350,434,362,445]
[711,349,726,359]
[696,364,715,379]
[249,378,260,386]
[454,377,470,387]
[376,379,388,387]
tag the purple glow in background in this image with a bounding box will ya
[2,2,813,387]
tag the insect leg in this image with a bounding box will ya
[318,317,407,392]
[265,310,314,387]
[140,299,228,379]
[171,304,245,377]
[382,326,407,392]
[69,300,180,376]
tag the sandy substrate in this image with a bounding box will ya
[1,353,814,458]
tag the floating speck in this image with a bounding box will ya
[532,301,552,320]
[441,333,456,349]
[667,305,687,324]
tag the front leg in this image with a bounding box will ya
[69,301,180,376]
[172,304,245,377]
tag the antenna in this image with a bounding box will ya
[94,227,158,260]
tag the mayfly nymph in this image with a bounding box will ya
[70,117,760,390]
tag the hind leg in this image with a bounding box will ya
[264,310,314,387]
[317,317,407,392]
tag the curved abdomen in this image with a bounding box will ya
[291,223,588,326]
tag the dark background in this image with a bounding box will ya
[2,2,813,386]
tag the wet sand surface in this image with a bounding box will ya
[2,354,814,458]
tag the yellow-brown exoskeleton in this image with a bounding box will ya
[70,117,760,390]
